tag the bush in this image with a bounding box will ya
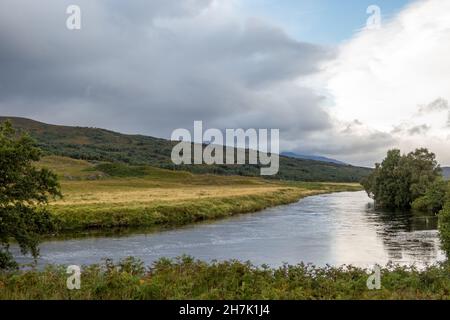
[95,163,148,177]
[412,180,448,213]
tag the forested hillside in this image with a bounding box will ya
[0,117,372,182]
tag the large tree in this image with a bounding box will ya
[362,148,442,209]
[0,121,61,269]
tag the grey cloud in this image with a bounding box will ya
[391,125,403,135]
[282,122,397,167]
[392,123,432,136]
[317,131,394,157]
[416,98,450,132]
[408,124,431,135]
[0,0,333,141]
[341,119,363,134]
[418,98,449,114]
[104,0,212,21]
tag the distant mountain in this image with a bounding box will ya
[442,167,450,180]
[0,116,372,183]
[282,152,347,165]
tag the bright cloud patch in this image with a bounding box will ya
[322,0,450,165]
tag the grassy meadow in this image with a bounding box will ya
[37,156,362,233]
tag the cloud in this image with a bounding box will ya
[282,119,397,166]
[418,98,449,114]
[319,0,450,165]
[408,124,431,136]
[416,98,450,130]
[0,0,333,148]
[1,0,449,167]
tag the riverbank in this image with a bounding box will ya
[43,157,361,233]
[51,184,360,233]
[1,257,448,300]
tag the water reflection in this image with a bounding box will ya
[364,204,442,265]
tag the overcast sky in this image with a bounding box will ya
[0,0,449,166]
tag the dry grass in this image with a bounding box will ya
[53,185,289,205]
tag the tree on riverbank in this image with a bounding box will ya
[361,148,442,209]
[361,148,450,257]
[0,121,61,269]
[437,183,450,258]
[439,200,450,258]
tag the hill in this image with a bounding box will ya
[0,116,372,182]
[281,152,347,165]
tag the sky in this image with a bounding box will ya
[0,0,449,167]
[240,0,410,43]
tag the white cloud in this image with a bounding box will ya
[320,0,450,165]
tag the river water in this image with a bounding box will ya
[14,191,445,268]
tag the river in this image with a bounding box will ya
[14,191,445,268]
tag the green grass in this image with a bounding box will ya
[0,257,448,300]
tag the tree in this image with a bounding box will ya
[0,121,61,269]
[407,148,442,201]
[362,148,442,209]
[412,179,448,213]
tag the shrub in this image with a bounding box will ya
[412,180,448,213]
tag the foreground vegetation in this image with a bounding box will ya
[0,257,449,300]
